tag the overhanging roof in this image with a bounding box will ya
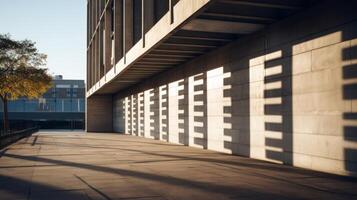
[87,0,319,97]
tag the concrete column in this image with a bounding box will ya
[89,45,92,88]
[93,0,96,33]
[124,96,129,134]
[104,3,112,73]
[144,90,150,138]
[96,34,100,82]
[137,93,143,136]
[91,43,95,87]
[87,1,90,45]
[93,35,97,84]
[86,49,90,89]
[168,81,179,143]
[99,23,104,78]
[94,0,97,23]
[188,76,194,147]
[86,95,113,132]
[133,94,137,135]
[130,95,134,135]
[206,68,225,152]
[159,85,166,141]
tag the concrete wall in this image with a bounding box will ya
[86,95,113,132]
[112,1,357,176]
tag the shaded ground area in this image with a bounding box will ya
[0,131,356,200]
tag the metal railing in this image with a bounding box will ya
[0,127,39,149]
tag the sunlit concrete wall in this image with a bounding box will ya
[113,1,357,176]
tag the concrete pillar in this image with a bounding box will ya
[89,40,92,88]
[130,95,134,135]
[159,85,168,141]
[137,93,143,136]
[86,50,89,89]
[96,34,100,82]
[104,3,112,73]
[92,0,95,34]
[91,43,95,86]
[99,22,104,78]
[125,96,129,134]
[188,76,194,147]
[168,81,179,143]
[86,95,113,132]
[87,1,90,45]
[93,35,97,84]
[206,68,224,152]
[144,90,150,138]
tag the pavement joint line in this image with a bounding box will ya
[1,132,357,199]
[74,174,113,200]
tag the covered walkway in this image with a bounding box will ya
[0,131,356,200]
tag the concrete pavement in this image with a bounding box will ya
[0,131,356,200]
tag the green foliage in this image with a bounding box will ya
[0,34,52,101]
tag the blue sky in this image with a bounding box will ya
[0,0,87,80]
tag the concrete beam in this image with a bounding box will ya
[182,19,264,34]
[87,0,211,97]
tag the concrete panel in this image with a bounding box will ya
[87,95,113,132]
[107,1,357,176]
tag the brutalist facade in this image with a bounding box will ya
[86,0,357,176]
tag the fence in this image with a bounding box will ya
[0,127,38,149]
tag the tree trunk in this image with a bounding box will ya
[1,97,9,134]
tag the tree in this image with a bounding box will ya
[0,34,52,133]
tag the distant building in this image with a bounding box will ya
[0,75,85,129]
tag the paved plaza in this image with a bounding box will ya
[0,131,356,200]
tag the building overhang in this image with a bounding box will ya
[87,0,319,98]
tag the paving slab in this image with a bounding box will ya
[0,131,356,200]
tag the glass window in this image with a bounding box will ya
[66,88,71,97]
[63,99,72,112]
[24,100,38,112]
[79,99,85,112]
[8,99,25,112]
[71,99,79,112]
[56,99,63,112]
[47,99,56,112]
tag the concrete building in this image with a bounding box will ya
[86,0,357,176]
[0,75,85,129]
